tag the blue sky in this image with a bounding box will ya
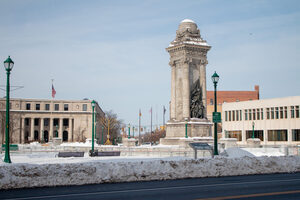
[0,0,299,130]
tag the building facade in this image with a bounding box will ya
[0,98,105,144]
[222,96,300,145]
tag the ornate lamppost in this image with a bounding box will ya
[211,71,220,156]
[3,56,14,163]
[128,124,131,139]
[252,121,255,139]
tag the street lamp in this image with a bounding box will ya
[185,119,188,138]
[91,100,96,154]
[211,71,219,156]
[3,56,14,163]
[128,124,131,139]
[252,121,255,139]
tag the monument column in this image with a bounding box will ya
[170,62,176,120]
[49,118,53,140]
[182,58,190,119]
[59,118,63,138]
[21,117,25,144]
[199,60,208,118]
[30,118,34,140]
[40,118,44,142]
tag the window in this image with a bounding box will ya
[253,109,256,120]
[232,111,235,121]
[25,118,30,126]
[26,103,31,110]
[275,107,279,119]
[63,119,69,126]
[229,111,231,121]
[82,104,87,111]
[240,110,242,121]
[210,99,213,105]
[64,104,69,111]
[55,104,59,111]
[267,108,270,119]
[257,109,260,120]
[249,109,252,120]
[34,118,39,126]
[236,110,239,121]
[36,104,40,110]
[44,118,49,126]
[291,106,295,118]
[268,130,288,141]
[225,111,228,121]
[53,118,59,126]
[284,107,287,118]
[292,129,300,141]
[271,107,275,119]
[245,110,248,120]
[236,99,240,102]
[280,107,283,119]
[45,104,50,111]
[296,106,299,118]
[261,108,264,120]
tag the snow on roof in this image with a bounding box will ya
[181,19,195,23]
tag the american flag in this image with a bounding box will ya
[52,84,56,98]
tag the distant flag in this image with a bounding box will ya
[139,109,142,117]
[51,79,56,99]
[163,106,166,114]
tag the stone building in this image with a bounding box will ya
[161,19,212,145]
[0,98,104,144]
[222,96,300,145]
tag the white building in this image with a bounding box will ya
[222,96,300,146]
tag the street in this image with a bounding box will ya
[1,173,300,200]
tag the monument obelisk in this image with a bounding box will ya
[160,19,212,146]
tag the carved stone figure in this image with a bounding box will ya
[190,79,205,118]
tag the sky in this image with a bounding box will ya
[0,0,299,131]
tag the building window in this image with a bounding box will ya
[26,103,31,110]
[44,118,49,126]
[261,108,264,120]
[249,109,252,120]
[63,119,69,126]
[253,109,256,120]
[240,110,242,121]
[292,129,300,141]
[257,109,260,120]
[267,108,270,119]
[291,106,295,118]
[236,99,240,102]
[232,111,235,121]
[268,130,288,141]
[36,104,40,110]
[296,106,299,118]
[275,107,279,119]
[25,118,30,126]
[34,118,39,126]
[53,119,59,127]
[284,107,287,118]
[246,130,264,141]
[210,99,213,105]
[55,104,59,111]
[236,110,239,121]
[82,104,87,111]
[245,110,248,120]
[271,107,275,119]
[279,107,283,119]
[64,104,69,111]
[225,111,228,121]
[45,104,50,111]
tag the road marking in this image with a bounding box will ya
[197,190,300,199]
[4,178,300,200]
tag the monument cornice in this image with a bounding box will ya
[166,43,211,53]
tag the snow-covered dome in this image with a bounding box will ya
[178,19,198,35]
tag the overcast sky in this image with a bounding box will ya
[0,0,299,130]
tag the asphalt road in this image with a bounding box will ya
[1,173,300,200]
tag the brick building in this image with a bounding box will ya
[206,85,260,136]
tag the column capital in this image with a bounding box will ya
[184,57,193,64]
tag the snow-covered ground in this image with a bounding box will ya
[0,147,300,190]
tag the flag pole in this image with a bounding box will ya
[139,109,141,146]
[150,106,152,145]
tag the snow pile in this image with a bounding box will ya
[0,156,299,189]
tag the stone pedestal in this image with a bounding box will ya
[247,138,261,147]
[123,138,137,147]
[220,138,238,149]
[52,137,62,146]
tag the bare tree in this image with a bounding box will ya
[0,111,22,144]
[100,110,123,145]
[142,129,166,144]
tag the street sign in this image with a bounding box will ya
[213,112,221,123]
[189,143,214,159]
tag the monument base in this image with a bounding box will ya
[122,138,137,147]
[160,119,213,147]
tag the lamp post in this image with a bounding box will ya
[3,56,14,163]
[91,100,96,153]
[252,121,255,139]
[211,71,219,156]
[185,120,188,138]
[128,124,131,139]
[133,126,135,138]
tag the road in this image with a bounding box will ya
[1,173,300,200]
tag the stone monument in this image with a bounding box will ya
[160,19,212,146]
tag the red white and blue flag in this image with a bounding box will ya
[52,84,56,98]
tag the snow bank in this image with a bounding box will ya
[0,156,299,189]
